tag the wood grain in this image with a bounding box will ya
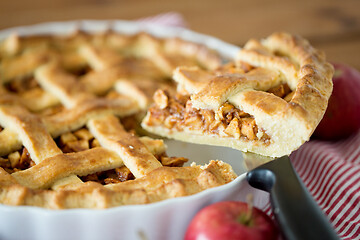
[0,0,359,69]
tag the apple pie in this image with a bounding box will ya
[142,32,334,157]
[0,31,236,209]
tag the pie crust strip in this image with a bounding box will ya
[87,115,162,178]
[11,148,124,189]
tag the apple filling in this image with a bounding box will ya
[146,82,292,143]
[4,76,39,93]
[0,147,36,173]
[0,125,38,172]
[146,90,268,142]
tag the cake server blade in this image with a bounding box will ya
[246,155,339,240]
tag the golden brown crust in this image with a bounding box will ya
[0,105,62,163]
[87,115,162,178]
[35,63,94,108]
[0,30,234,209]
[0,160,236,209]
[142,32,334,157]
[11,148,124,189]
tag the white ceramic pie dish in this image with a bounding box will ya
[0,20,269,240]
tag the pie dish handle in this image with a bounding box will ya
[246,156,339,240]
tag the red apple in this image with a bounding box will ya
[313,63,360,140]
[184,201,279,240]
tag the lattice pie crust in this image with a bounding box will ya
[0,31,235,209]
[142,32,334,157]
[0,31,333,209]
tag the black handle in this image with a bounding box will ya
[246,156,339,240]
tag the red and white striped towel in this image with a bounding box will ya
[291,131,360,240]
[139,13,359,240]
[261,130,360,239]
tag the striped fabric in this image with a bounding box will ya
[293,131,360,239]
[262,130,360,240]
[140,13,359,240]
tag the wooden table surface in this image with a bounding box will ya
[0,0,359,69]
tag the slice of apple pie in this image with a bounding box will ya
[142,32,334,157]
